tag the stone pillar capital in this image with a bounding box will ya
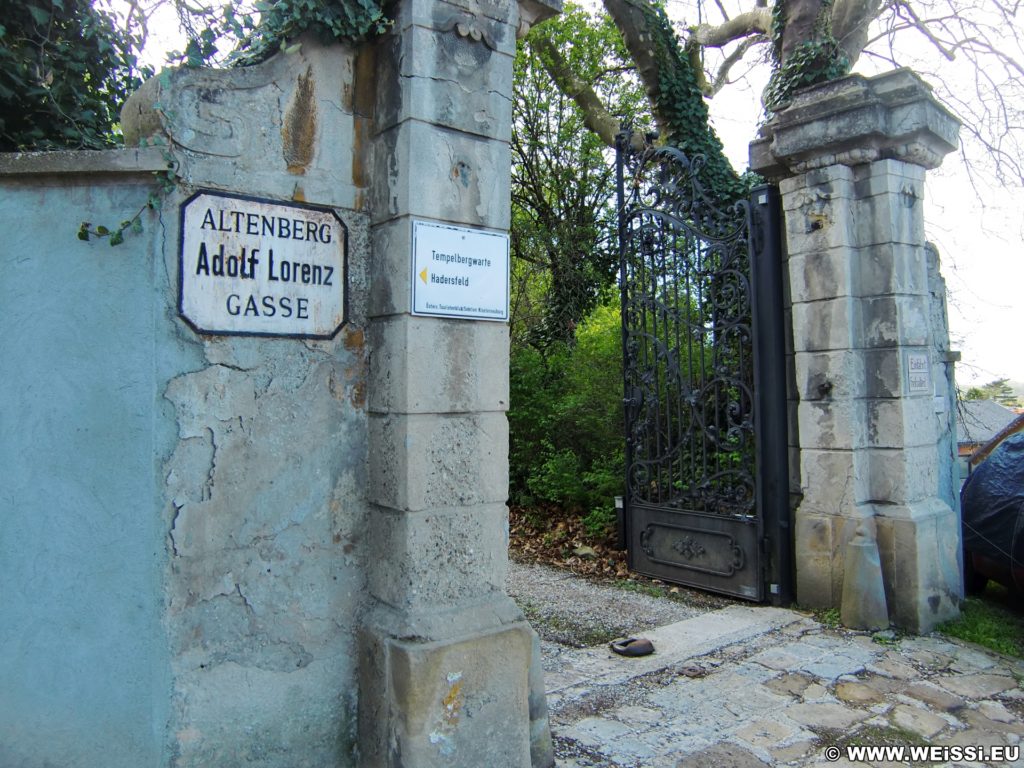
[750,69,961,181]
[516,0,562,37]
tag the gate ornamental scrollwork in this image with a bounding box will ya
[618,139,756,519]
[616,132,790,603]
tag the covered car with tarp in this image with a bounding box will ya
[960,431,1024,595]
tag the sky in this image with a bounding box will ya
[118,0,1023,387]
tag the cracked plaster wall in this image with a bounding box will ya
[2,36,374,768]
[140,41,374,764]
[161,319,369,766]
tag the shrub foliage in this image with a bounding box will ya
[0,0,150,150]
[509,302,625,531]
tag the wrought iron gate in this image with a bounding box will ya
[616,136,791,603]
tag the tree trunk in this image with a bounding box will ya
[601,0,673,139]
[778,0,826,63]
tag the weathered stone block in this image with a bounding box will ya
[783,195,858,256]
[840,520,890,631]
[794,512,840,608]
[373,25,514,140]
[860,295,930,348]
[121,37,363,209]
[873,499,961,632]
[863,396,936,450]
[368,412,509,511]
[793,349,864,401]
[786,248,856,303]
[389,0,521,54]
[853,159,926,198]
[358,623,533,768]
[366,503,510,611]
[795,507,876,610]
[791,297,859,352]
[854,185,926,248]
[369,314,510,414]
[779,163,856,205]
[797,399,867,451]
[369,120,511,228]
[369,216,415,316]
[855,243,927,298]
[798,449,858,513]
[858,445,941,503]
[861,348,903,398]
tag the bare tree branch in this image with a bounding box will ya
[832,0,887,63]
[709,35,768,95]
[690,9,772,48]
[529,36,621,148]
[895,0,956,60]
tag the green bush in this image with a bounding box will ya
[0,0,150,150]
[509,301,624,519]
[581,505,616,537]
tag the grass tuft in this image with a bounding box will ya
[937,584,1024,659]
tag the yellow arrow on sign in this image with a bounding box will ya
[419,267,428,284]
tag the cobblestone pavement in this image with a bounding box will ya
[540,605,1024,768]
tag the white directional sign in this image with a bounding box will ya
[411,220,509,321]
[179,191,347,338]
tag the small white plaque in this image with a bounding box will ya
[179,191,347,338]
[411,220,509,321]
[907,351,931,394]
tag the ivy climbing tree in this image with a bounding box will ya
[538,0,1024,191]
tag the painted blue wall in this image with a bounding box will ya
[0,177,174,767]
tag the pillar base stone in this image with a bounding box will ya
[795,508,871,609]
[874,500,961,633]
[795,500,960,631]
[358,618,535,768]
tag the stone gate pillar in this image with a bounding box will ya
[358,0,558,765]
[750,70,962,631]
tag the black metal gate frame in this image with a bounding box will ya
[615,134,792,604]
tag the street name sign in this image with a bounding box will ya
[411,220,509,321]
[906,351,932,394]
[179,191,347,338]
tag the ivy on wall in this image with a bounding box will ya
[182,0,391,67]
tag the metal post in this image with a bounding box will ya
[749,184,793,606]
[616,131,634,562]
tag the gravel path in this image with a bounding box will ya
[506,558,734,671]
